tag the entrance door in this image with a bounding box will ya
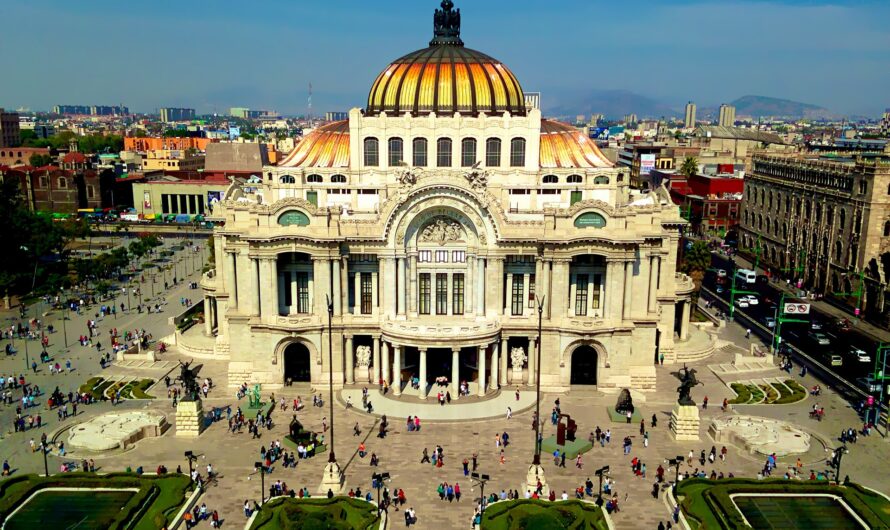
[283,342,311,383]
[570,345,598,385]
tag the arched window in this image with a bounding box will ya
[768,191,773,210]
[782,223,787,239]
[461,138,477,167]
[413,138,427,167]
[58,176,67,188]
[510,138,526,167]
[834,241,843,263]
[567,174,583,184]
[306,174,322,183]
[593,176,609,185]
[822,236,828,255]
[330,174,347,183]
[773,220,779,236]
[485,138,501,167]
[744,211,749,225]
[437,138,452,167]
[884,221,890,237]
[363,137,379,167]
[280,175,296,184]
[839,208,846,228]
[860,180,867,194]
[388,137,403,166]
[617,173,624,183]
[757,214,763,230]
[542,175,558,184]
[854,210,862,233]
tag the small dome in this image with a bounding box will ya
[278,121,349,168]
[366,1,525,117]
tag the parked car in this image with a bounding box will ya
[734,298,749,308]
[742,295,759,305]
[830,355,843,366]
[848,347,871,363]
[808,331,830,345]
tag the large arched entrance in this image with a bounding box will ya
[283,342,311,383]
[570,345,598,385]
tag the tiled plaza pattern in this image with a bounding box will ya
[2,240,889,529]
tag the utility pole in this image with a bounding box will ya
[727,259,759,320]
[834,269,866,322]
[871,343,889,437]
[772,293,809,354]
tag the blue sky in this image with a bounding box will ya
[1,0,888,117]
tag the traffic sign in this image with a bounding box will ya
[783,303,810,315]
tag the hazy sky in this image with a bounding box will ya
[2,0,888,117]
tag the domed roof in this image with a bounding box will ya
[278,120,349,168]
[366,1,525,117]
[539,120,613,169]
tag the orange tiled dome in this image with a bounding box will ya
[366,1,525,117]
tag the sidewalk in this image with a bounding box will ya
[728,252,890,344]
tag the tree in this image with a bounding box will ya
[681,240,711,312]
[680,156,699,179]
[28,153,53,167]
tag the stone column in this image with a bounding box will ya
[569,274,577,317]
[371,271,379,316]
[609,260,624,321]
[248,257,260,316]
[603,261,613,318]
[397,257,407,316]
[523,273,531,317]
[392,345,402,395]
[491,342,499,391]
[226,252,238,310]
[408,254,418,315]
[540,259,551,319]
[332,257,343,316]
[451,348,460,400]
[587,274,596,316]
[528,336,537,385]
[372,336,381,384]
[313,257,331,316]
[500,336,508,386]
[487,257,504,316]
[466,255,475,316]
[345,335,354,384]
[203,296,213,335]
[680,300,691,341]
[259,258,277,321]
[623,260,634,321]
[419,348,428,399]
[347,272,362,315]
[505,272,513,315]
[478,344,487,395]
[476,257,485,315]
[382,341,390,384]
[551,260,569,319]
[379,257,392,317]
[648,256,660,313]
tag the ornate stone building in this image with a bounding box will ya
[198,1,694,394]
[740,154,890,321]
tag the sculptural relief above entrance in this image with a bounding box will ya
[420,217,466,245]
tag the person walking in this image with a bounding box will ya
[640,418,645,435]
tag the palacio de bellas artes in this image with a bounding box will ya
[195,15,699,400]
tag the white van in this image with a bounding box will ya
[734,269,756,284]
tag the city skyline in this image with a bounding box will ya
[2,0,888,117]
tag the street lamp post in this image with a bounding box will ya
[319,294,344,494]
[829,445,848,483]
[669,456,685,492]
[372,471,390,515]
[594,465,610,506]
[533,296,545,464]
[40,442,50,477]
[255,461,266,506]
[184,450,197,482]
[471,472,490,514]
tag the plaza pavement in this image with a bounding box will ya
[3,245,890,529]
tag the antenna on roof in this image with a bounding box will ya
[308,82,313,128]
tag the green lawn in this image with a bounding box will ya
[676,478,890,530]
[0,473,192,530]
[481,499,608,530]
[5,489,135,530]
[249,497,379,530]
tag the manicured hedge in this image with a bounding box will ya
[728,383,750,405]
[0,473,191,530]
[481,499,608,530]
[676,478,890,530]
[249,497,379,530]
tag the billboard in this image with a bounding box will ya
[783,303,810,315]
[640,154,656,175]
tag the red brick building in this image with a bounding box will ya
[0,164,111,214]
[669,172,744,237]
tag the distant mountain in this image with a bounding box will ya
[543,89,679,120]
[719,95,834,120]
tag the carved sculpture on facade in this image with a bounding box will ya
[510,347,527,369]
[355,345,372,368]
[397,166,422,190]
[420,217,465,245]
[463,162,489,192]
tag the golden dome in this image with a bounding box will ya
[278,120,349,168]
[539,120,613,169]
[366,1,525,117]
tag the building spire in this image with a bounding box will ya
[430,0,463,46]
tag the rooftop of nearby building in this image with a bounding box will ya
[697,125,784,145]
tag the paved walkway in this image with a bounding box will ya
[340,387,538,421]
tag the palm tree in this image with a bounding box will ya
[680,156,699,179]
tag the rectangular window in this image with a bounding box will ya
[452,273,464,315]
[198,196,205,214]
[360,272,373,315]
[296,272,310,313]
[510,138,526,167]
[86,185,95,199]
[282,271,292,307]
[509,189,530,195]
[436,273,448,315]
[485,138,501,167]
[591,274,601,310]
[306,191,318,206]
[418,250,432,263]
[575,274,589,316]
[437,138,452,167]
[388,137,403,166]
[461,138,477,167]
[171,194,179,214]
[511,274,525,316]
[419,273,431,315]
[179,195,187,213]
[451,250,466,263]
[188,194,197,214]
[528,273,536,308]
[435,250,448,263]
[162,194,170,214]
[570,190,582,205]
[413,138,427,167]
